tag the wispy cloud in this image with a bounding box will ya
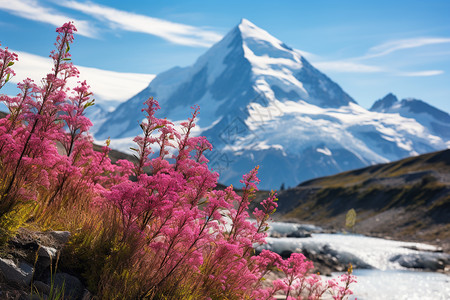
[307,36,450,75]
[0,0,97,38]
[364,37,450,59]
[10,50,155,102]
[397,70,444,77]
[313,60,384,73]
[58,0,223,47]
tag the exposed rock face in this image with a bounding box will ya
[0,228,90,300]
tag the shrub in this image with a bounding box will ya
[0,23,355,299]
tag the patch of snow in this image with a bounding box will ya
[268,222,322,234]
[317,147,332,156]
[345,269,450,300]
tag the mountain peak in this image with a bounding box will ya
[238,18,255,27]
[370,93,399,112]
[235,18,288,51]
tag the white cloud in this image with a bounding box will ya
[365,37,450,58]
[397,70,444,77]
[0,0,97,38]
[10,50,155,103]
[312,60,384,73]
[307,37,450,75]
[58,0,223,47]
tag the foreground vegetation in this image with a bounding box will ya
[0,23,355,299]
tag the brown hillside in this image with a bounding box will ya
[276,149,450,251]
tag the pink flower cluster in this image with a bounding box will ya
[0,22,113,213]
[0,22,356,299]
[0,42,18,90]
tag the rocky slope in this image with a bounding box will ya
[0,228,92,300]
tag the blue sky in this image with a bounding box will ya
[1,0,450,112]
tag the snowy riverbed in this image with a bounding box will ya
[346,269,449,300]
[260,222,450,299]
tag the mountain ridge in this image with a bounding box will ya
[370,93,450,140]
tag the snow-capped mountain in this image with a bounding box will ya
[370,93,450,139]
[95,19,449,189]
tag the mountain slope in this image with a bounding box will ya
[95,19,356,140]
[276,149,450,250]
[371,93,450,139]
[95,19,449,189]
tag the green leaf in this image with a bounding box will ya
[62,58,71,61]
[66,41,70,53]
[130,147,139,152]
[7,61,14,67]
[5,73,10,83]
[83,100,95,109]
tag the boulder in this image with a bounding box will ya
[47,272,84,300]
[37,245,58,269]
[321,244,373,270]
[49,231,71,245]
[390,252,450,271]
[33,280,51,295]
[286,230,312,238]
[0,258,34,286]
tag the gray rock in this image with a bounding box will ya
[33,280,51,295]
[390,252,450,271]
[37,245,58,269]
[49,231,71,245]
[0,258,34,286]
[47,272,84,300]
[320,244,373,269]
[20,293,43,300]
[81,289,94,300]
[286,230,312,238]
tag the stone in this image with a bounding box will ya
[47,272,84,300]
[286,230,312,238]
[20,293,42,300]
[37,245,58,269]
[391,253,450,271]
[0,258,34,286]
[49,231,71,245]
[81,289,94,300]
[319,244,373,269]
[33,280,51,295]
